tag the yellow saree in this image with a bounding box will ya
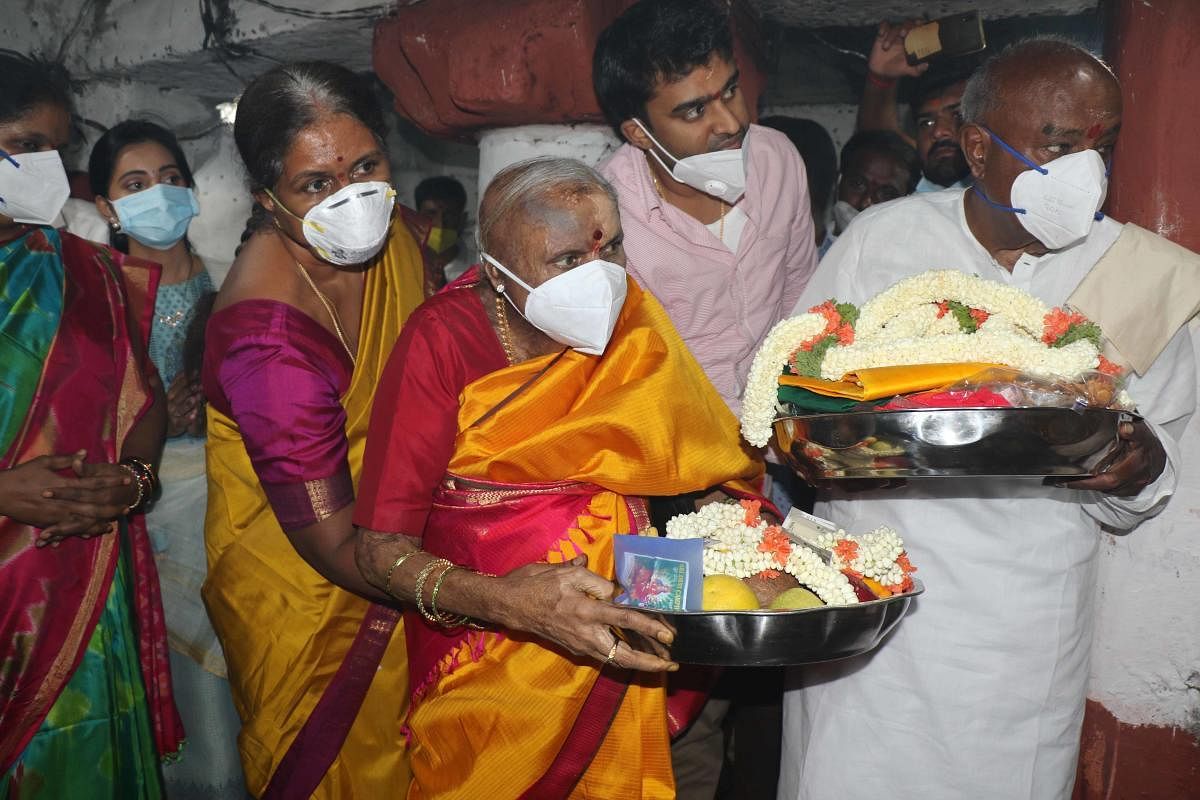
[203,215,424,797]
[405,280,762,798]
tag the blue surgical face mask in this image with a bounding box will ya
[112,184,200,249]
[973,126,1109,250]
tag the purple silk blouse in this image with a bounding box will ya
[203,299,355,531]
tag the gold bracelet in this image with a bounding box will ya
[120,464,145,516]
[383,551,419,599]
[429,563,472,628]
[414,558,451,623]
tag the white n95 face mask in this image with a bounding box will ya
[0,149,70,226]
[978,127,1109,250]
[481,253,628,356]
[634,119,748,204]
[270,181,396,265]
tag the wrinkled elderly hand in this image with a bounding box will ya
[37,456,138,546]
[868,19,930,81]
[1051,420,1166,497]
[493,555,678,673]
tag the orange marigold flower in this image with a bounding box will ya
[832,539,859,563]
[969,308,990,326]
[757,568,781,579]
[935,300,949,319]
[808,300,843,336]
[757,526,792,567]
[896,552,916,575]
[1043,307,1088,344]
[1097,355,1123,376]
[740,499,762,527]
[835,322,855,345]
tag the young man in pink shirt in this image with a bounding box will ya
[592,2,818,796]
[593,0,818,416]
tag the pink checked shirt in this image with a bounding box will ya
[599,124,817,412]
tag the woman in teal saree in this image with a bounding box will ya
[0,53,183,799]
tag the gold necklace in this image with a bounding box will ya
[494,292,517,365]
[293,260,356,364]
[651,170,726,241]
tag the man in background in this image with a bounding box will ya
[415,175,471,282]
[857,20,972,192]
[826,129,920,254]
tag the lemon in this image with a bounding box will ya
[768,587,825,610]
[702,575,760,611]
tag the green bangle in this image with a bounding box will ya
[414,558,451,623]
[430,563,471,629]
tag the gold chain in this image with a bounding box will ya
[292,260,356,364]
[650,170,726,241]
[494,292,517,365]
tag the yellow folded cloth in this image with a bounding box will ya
[779,363,1000,400]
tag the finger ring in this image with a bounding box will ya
[603,637,619,666]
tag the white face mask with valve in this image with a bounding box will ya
[269,180,396,265]
[976,126,1109,250]
[633,119,748,204]
[0,149,70,226]
[481,253,628,356]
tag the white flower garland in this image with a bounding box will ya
[737,269,1104,449]
[816,527,908,589]
[855,270,1048,342]
[821,329,1099,380]
[666,503,860,607]
[739,313,828,447]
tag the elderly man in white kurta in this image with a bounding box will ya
[777,40,1196,800]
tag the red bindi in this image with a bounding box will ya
[593,229,603,240]
[336,155,344,162]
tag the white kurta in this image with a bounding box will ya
[778,189,1197,800]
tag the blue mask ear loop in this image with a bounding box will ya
[972,126,1046,216]
[0,148,17,205]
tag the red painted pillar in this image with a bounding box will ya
[1072,2,1200,798]
[1104,0,1200,250]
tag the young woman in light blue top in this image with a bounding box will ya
[90,120,245,800]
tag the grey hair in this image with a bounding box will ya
[960,36,1114,125]
[476,156,619,255]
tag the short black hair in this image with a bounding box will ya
[760,116,837,216]
[0,50,71,125]
[415,175,467,211]
[912,58,978,112]
[592,0,734,135]
[840,130,921,193]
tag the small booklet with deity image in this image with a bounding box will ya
[613,534,704,612]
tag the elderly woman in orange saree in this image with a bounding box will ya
[350,157,763,798]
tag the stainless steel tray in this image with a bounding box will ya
[626,582,921,667]
[775,407,1134,480]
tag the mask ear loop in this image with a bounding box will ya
[632,118,686,183]
[980,126,1048,174]
[481,253,535,294]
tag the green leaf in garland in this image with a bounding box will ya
[946,300,978,333]
[789,335,838,377]
[1053,320,1102,349]
[834,301,860,329]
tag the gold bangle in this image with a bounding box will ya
[120,464,144,516]
[383,551,419,599]
[414,558,451,623]
[430,563,471,629]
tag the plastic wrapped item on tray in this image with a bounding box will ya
[881,366,1132,412]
